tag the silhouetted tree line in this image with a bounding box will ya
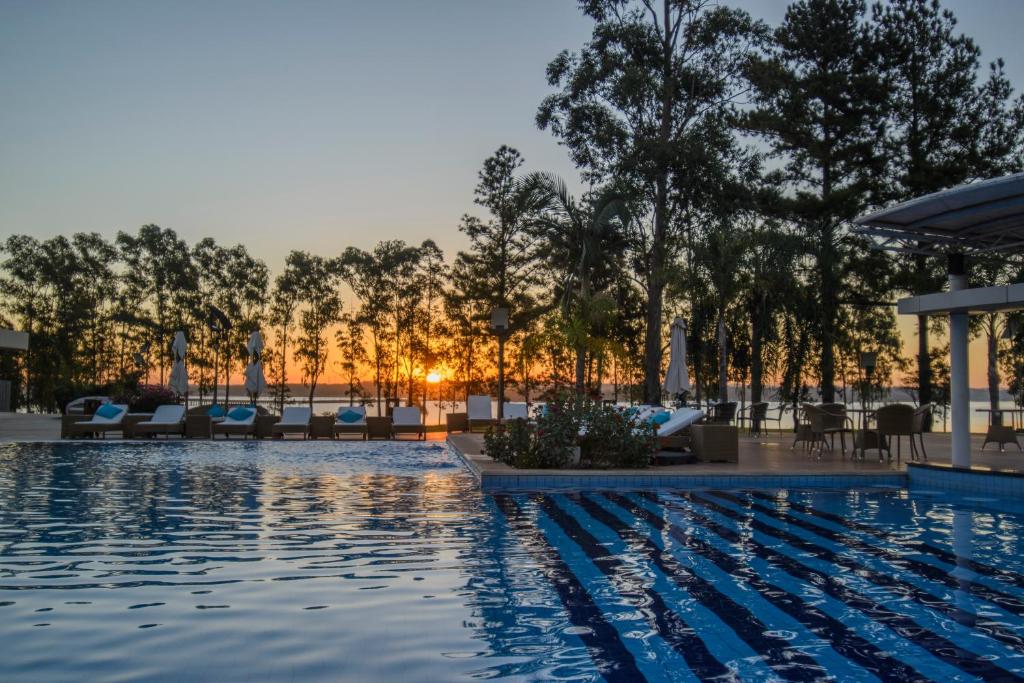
[5,0,1024,418]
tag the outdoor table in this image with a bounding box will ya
[846,408,881,459]
[122,413,154,439]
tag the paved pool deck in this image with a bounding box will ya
[446,430,1024,490]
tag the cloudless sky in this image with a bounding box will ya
[2,0,1023,386]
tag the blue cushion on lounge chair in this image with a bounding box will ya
[95,403,122,419]
[338,408,362,424]
[208,405,225,418]
[227,406,253,421]
[651,411,670,425]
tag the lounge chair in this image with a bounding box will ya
[391,406,426,440]
[654,407,705,451]
[213,405,257,439]
[273,406,312,439]
[65,403,129,438]
[467,395,496,432]
[501,402,529,422]
[133,404,186,438]
[333,405,368,440]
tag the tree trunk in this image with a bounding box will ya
[988,315,1000,412]
[575,345,586,395]
[750,318,763,403]
[497,334,506,419]
[717,313,728,403]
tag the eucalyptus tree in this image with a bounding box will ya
[531,173,629,395]
[745,0,888,402]
[340,245,398,414]
[335,312,368,406]
[873,0,983,413]
[289,252,342,408]
[415,239,446,406]
[538,0,766,403]
[452,146,549,413]
[268,257,302,413]
[117,225,196,384]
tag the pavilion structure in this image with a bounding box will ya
[854,172,1024,468]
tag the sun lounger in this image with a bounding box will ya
[467,395,496,432]
[501,402,529,422]
[133,404,186,437]
[333,405,367,440]
[273,406,312,439]
[213,405,257,439]
[65,403,129,438]
[391,406,425,440]
[655,407,706,451]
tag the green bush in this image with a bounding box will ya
[482,394,657,469]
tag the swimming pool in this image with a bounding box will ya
[1,441,1023,681]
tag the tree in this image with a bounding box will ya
[539,0,764,403]
[268,256,303,414]
[289,252,342,407]
[335,312,368,406]
[745,0,888,402]
[532,174,630,395]
[452,146,548,416]
[874,0,982,415]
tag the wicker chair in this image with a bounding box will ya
[803,404,854,458]
[911,404,932,461]
[708,401,737,425]
[746,402,769,437]
[874,404,916,464]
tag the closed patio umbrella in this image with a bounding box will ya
[663,318,690,398]
[168,331,189,397]
[244,330,267,401]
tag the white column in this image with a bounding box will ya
[949,272,970,468]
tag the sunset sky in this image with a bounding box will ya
[3,0,1024,388]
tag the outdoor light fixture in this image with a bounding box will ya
[489,307,510,335]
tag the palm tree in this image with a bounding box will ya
[531,173,630,396]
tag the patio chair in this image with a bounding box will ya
[133,404,186,438]
[762,403,788,434]
[213,405,257,439]
[273,406,312,439]
[820,404,854,454]
[501,402,529,422]
[803,404,854,458]
[911,404,932,461]
[746,402,769,437]
[708,401,737,425]
[874,403,916,464]
[467,395,496,432]
[333,405,368,440]
[392,406,426,440]
[65,403,129,438]
[655,407,705,451]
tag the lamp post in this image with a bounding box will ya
[426,370,442,425]
[490,307,509,421]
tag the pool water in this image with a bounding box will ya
[2,442,1024,682]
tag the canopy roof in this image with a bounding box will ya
[854,173,1024,254]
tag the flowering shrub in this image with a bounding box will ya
[483,394,657,469]
[117,384,179,413]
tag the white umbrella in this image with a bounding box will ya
[663,317,690,396]
[168,331,189,396]
[244,330,267,400]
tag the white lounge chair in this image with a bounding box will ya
[213,405,257,439]
[502,402,529,422]
[467,395,496,432]
[391,406,425,440]
[656,407,705,436]
[333,405,367,440]
[65,403,129,438]
[134,404,186,437]
[273,406,312,439]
